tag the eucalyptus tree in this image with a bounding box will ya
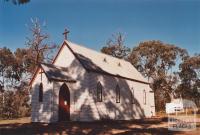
[178,54,200,107]
[129,40,188,111]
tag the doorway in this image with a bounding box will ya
[58,83,70,121]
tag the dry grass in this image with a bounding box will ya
[0,117,30,125]
[0,117,199,135]
[156,110,200,117]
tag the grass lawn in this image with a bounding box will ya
[0,117,199,135]
[0,117,30,125]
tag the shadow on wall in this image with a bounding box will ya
[31,53,145,122]
[69,54,145,121]
[31,83,58,122]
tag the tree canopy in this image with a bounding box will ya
[129,40,188,80]
[0,19,58,119]
[178,54,200,106]
[5,0,30,5]
[128,40,188,110]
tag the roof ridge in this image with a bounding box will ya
[64,40,149,84]
[65,40,131,64]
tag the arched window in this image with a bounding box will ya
[143,89,146,105]
[97,82,102,102]
[131,87,135,104]
[39,83,43,102]
[116,85,120,103]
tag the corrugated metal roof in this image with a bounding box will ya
[65,40,149,83]
[41,63,75,82]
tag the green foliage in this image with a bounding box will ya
[0,88,30,119]
[0,48,30,119]
[0,47,31,88]
[128,40,189,111]
[129,40,188,79]
[0,19,57,119]
[178,54,200,106]
[4,0,30,5]
[0,47,20,87]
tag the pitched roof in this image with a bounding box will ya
[40,63,75,82]
[65,40,149,84]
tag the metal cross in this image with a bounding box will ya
[63,28,70,40]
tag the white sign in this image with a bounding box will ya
[167,99,197,131]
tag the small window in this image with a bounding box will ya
[39,83,43,102]
[116,85,120,103]
[97,82,102,102]
[143,89,146,105]
[103,58,107,62]
[131,88,135,104]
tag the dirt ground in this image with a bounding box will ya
[0,117,199,135]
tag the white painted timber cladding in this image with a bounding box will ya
[87,72,155,120]
[31,43,155,123]
[31,69,53,123]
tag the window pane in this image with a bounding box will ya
[97,82,102,102]
[131,88,134,104]
[39,83,43,102]
[116,85,120,103]
[143,90,146,105]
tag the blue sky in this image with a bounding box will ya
[0,0,200,55]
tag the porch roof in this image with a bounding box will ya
[40,63,76,82]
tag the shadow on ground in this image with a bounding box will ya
[0,118,186,135]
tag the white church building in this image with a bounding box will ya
[30,39,155,123]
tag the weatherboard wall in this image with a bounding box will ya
[31,43,155,122]
[31,69,53,123]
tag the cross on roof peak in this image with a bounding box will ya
[63,28,70,40]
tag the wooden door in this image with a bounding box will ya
[59,84,70,121]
